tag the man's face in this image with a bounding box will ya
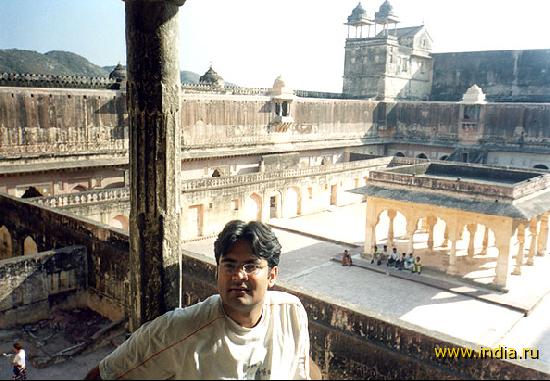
[217,240,278,317]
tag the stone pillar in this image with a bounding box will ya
[481,226,489,255]
[538,214,549,256]
[512,225,526,276]
[426,216,437,251]
[494,223,513,288]
[526,218,538,266]
[387,209,396,248]
[125,0,185,331]
[467,224,476,259]
[406,217,416,254]
[442,224,449,247]
[447,223,459,276]
[364,199,377,258]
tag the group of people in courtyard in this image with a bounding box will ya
[341,246,422,274]
[371,245,422,274]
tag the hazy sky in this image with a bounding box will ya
[1,0,550,92]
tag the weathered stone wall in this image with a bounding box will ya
[181,94,380,149]
[0,193,129,321]
[432,50,550,102]
[179,251,547,380]
[0,245,87,328]
[0,87,128,157]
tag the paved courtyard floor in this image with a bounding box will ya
[184,202,550,374]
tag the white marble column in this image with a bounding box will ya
[538,214,549,256]
[447,222,459,276]
[427,216,437,251]
[494,223,513,288]
[512,225,526,276]
[364,199,377,258]
[406,217,416,254]
[387,209,396,248]
[481,226,489,255]
[526,218,537,266]
[467,224,476,259]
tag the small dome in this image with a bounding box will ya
[347,2,367,24]
[272,75,286,90]
[109,63,126,81]
[199,66,225,88]
[375,0,399,23]
[462,84,487,104]
[378,0,393,15]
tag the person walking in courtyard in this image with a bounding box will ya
[85,220,315,380]
[2,342,26,380]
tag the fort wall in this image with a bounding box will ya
[0,193,129,321]
[0,245,87,328]
[432,50,550,103]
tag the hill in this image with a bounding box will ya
[0,49,109,76]
[1,49,238,86]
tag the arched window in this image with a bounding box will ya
[440,155,449,161]
[395,152,405,157]
[72,185,87,192]
[416,153,428,159]
[212,169,222,177]
[534,164,549,170]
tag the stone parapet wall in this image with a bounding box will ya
[179,252,547,380]
[30,187,130,208]
[369,171,516,200]
[0,72,118,90]
[181,157,392,192]
[0,193,129,321]
[0,245,87,328]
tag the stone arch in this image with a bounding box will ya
[0,226,13,260]
[72,185,88,192]
[110,215,129,231]
[21,186,43,198]
[103,181,125,189]
[534,164,549,170]
[395,152,405,157]
[24,236,38,255]
[374,209,406,248]
[283,187,301,218]
[266,190,282,219]
[416,153,428,159]
[244,193,262,221]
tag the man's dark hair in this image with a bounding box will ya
[214,220,281,268]
[13,342,22,351]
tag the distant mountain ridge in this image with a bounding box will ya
[1,49,236,86]
[0,49,109,77]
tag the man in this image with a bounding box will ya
[342,249,352,266]
[2,342,26,380]
[387,247,399,267]
[85,220,312,380]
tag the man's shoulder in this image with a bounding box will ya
[154,294,224,335]
[265,291,303,308]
